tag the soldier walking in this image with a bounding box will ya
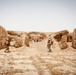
[47,38,53,52]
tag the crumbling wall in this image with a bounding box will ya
[54,30,69,42]
[0,26,7,49]
[13,36,22,48]
[67,33,72,42]
[28,32,46,42]
[59,35,68,49]
[25,34,30,47]
[72,28,76,49]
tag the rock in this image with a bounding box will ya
[67,33,72,42]
[59,34,68,49]
[54,30,69,42]
[54,32,62,42]
[72,28,76,49]
[7,30,22,37]
[60,30,69,35]
[8,35,23,48]
[25,34,30,47]
[0,26,7,49]
[14,36,23,48]
[20,33,30,47]
[38,33,46,42]
[28,32,46,42]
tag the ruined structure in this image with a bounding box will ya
[7,30,22,37]
[7,31,23,48]
[72,28,76,49]
[8,35,23,48]
[28,32,46,42]
[67,33,72,42]
[25,34,30,47]
[59,34,68,49]
[0,26,7,49]
[14,36,23,48]
[54,30,69,42]
[9,35,23,48]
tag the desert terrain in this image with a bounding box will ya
[0,26,76,75]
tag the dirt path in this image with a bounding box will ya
[0,42,76,75]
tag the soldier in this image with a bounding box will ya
[4,37,11,53]
[47,38,53,52]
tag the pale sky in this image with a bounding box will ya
[0,0,76,32]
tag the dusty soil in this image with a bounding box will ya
[0,39,76,75]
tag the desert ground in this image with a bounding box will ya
[0,31,76,75]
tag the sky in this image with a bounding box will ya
[0,0,76,32]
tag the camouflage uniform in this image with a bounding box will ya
[47,38,53,52]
